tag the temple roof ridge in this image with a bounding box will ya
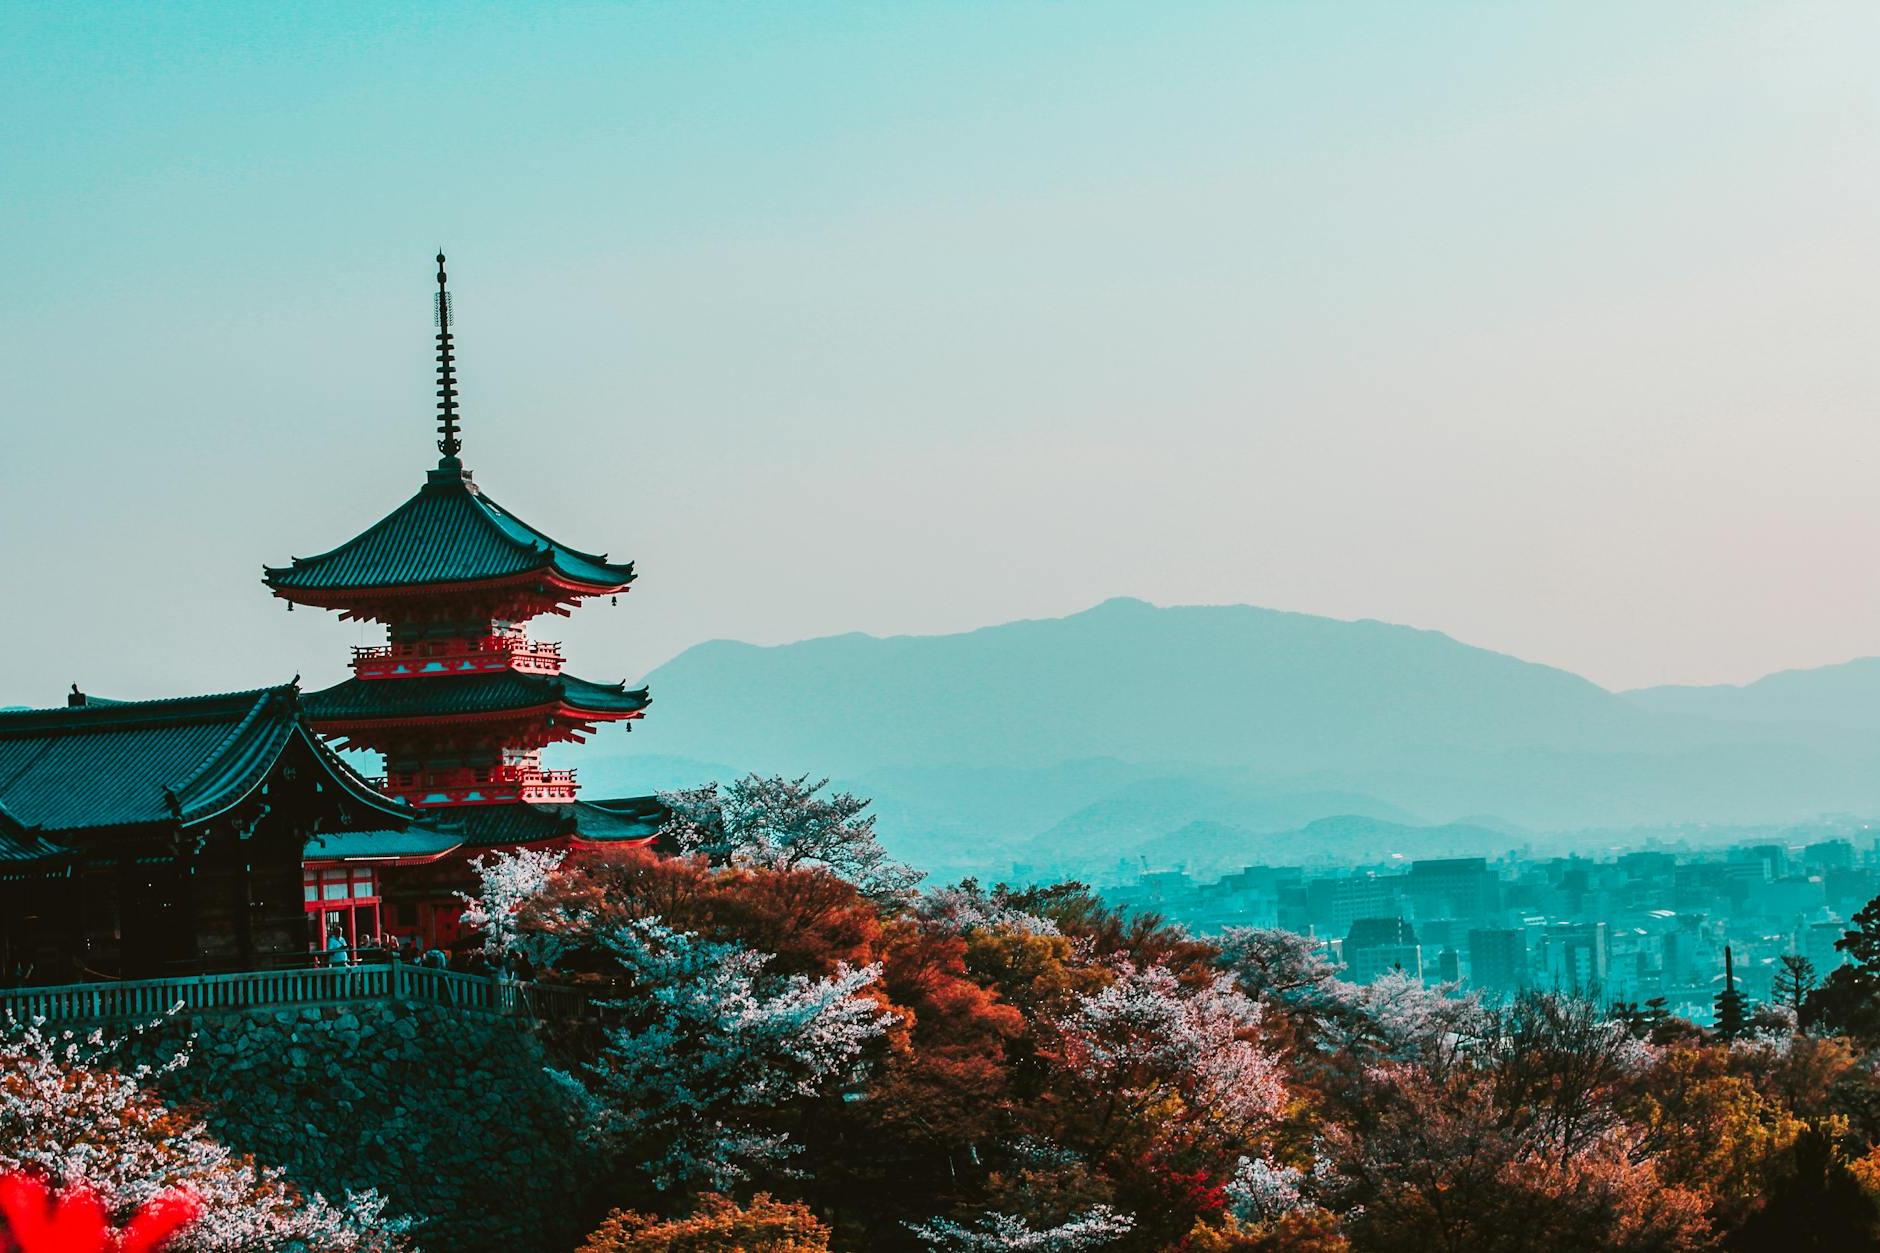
[5,684,300,731]
[302,669,649,724]
[0,682,413,834]
[263,470,634,597]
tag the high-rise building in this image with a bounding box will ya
[1303,874,1399,937]
[1804,840,1855,871]
[1540,921,1609,992]
[1468,927,1527,994]
[1343,917,1421,984]
[1806,921,1849,975]
[1405,857,1500,923]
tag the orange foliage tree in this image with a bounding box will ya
[576,1193,831,1253]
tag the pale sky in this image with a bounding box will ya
[3,2,1878,705]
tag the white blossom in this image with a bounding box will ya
[1056,964,1285,1129]
[0,1016,411,1252]
[557,918,896,1190]
[661,774,924,901]
[906,1206,1136,1251]
[1734,1002,1800,1056]
[917,884,1061,937]
[1217,927,1340,1006]
[1324,968,1489,1063]
[457,846,566,959]
[1226,1154,1306,1221]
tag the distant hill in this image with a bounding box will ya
[1021,778,1419,869]
[637,597,1663,773]
[1126,815,1526,878]
[572,598,1880,876]
[1625,657,1880,732]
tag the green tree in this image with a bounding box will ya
[1838,895,1880,974]
[1804,894,1880,1040]
[1773,955,1818,1031]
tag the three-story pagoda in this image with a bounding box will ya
[264,255,661,940]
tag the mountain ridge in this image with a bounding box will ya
[564,598,1880,875]
[1624,655,1880,731]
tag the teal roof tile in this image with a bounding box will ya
[0,686,411,836]
[408,795,666,850]
[303,672,649,724]
[420,802,575,849]
[0,801,73,864]
[264,466,634,595]
[573,795,669,842]
[302,827,464,861]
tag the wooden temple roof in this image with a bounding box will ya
[302,827,465,864]
[263,464,634,600]
[302,671,649,726]
[0,800,72,866]
[417,794,669,850]
[0,685,414,843]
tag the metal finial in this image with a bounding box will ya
[434,251,462,461]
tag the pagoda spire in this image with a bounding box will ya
[434,251,462,463]
[1715,943,1747,1039]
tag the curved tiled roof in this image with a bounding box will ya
[0,686,412,836]
[0,800,72,864]
[414,795,668,850]
[302,827,465,862]
[263,464,634,596]
[302,672,649,724]
[420,801,573,849]
[573,795,670,842]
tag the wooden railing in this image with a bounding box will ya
[351,636,564,680]
[377,765,580,806]
[0,959,588,1027]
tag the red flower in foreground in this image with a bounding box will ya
[0,1174,200,1253]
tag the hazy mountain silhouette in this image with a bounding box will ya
[1625,658,1880,732]
[637,597,1657,770]
[571,598,1880,875]
[1122,815,1525,878]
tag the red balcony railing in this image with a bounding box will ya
[376,764,578,807]
[352,636,564,680]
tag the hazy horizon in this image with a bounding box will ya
[5,2,1880,704]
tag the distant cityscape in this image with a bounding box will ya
[1097,833,1879,1024]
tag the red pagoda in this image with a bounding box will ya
[264,254,661,947]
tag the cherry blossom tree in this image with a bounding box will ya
[1216,928,1340,1008]
[918,881,1062,939]
[0,1019,409,1252]
[1224,1155,1306,1223]
[1320,969,1489,1068]
[905,1206,1136,1251]
[661,775,923,901]
[555,918,896,1190]
[458,846,567,961]
[1055,964,1285,1135]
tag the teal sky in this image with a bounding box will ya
[2,2,1878,704]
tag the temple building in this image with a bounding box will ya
[0,254,664,981]
[267,253,663,947]
[0,685,435,981]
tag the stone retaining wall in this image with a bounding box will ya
[125,999,602,1253]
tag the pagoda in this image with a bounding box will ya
[264,255,660,942]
